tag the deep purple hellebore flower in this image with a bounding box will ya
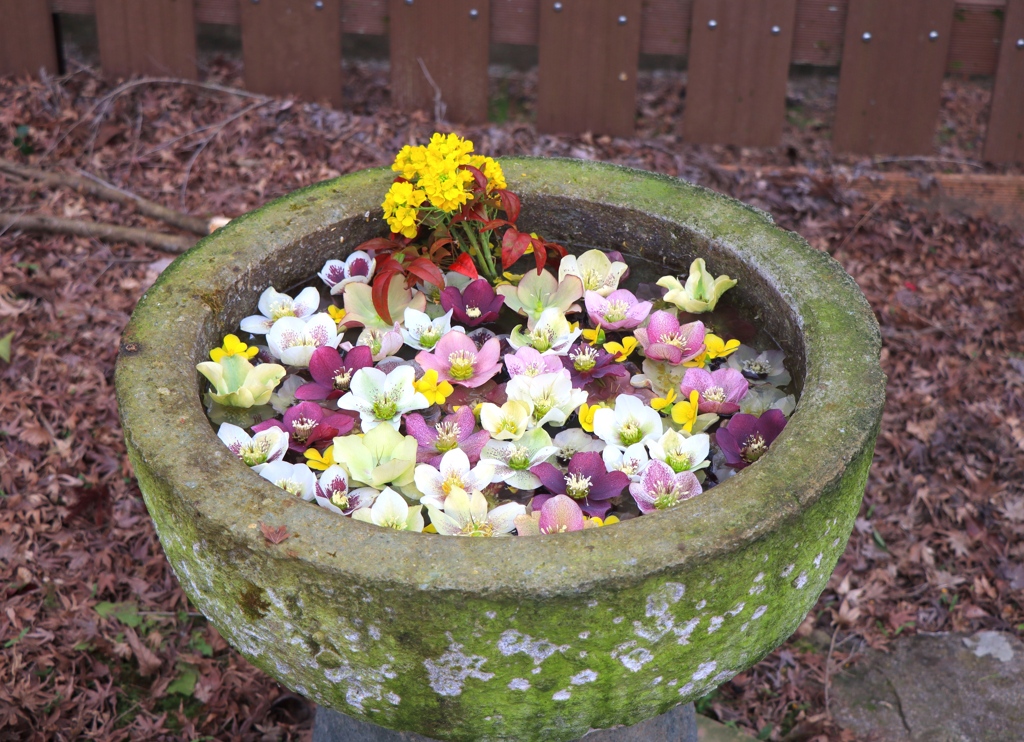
[295,345,374,401]
[253,401,355,452]
[561,342,630,389]
[634,311,706,365]
[679,367,749,415]
[440,279,505,328]
[531,451,629,518]
[404,406,490,466]
[715,409,787,470]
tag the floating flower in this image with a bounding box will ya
[739,386,796,418]
[217,422,288,472]
[415,332,502,388]
[383,181,427,238]
[584,289,651,330]
[657,258,737,314]
[715,410,787,470]
[651,388,676,413]
[337,366,429,431]
[210,334,259,362]
[562,343,629,389]
[582,325,606,346]
[558,250,628,297]
[240,286,321,335]
[726,346,791,387]
[604,336,639,362]
[506,371,588,429]
[319,251,376,294]
[509,307,581,354]
[197,355,286,408]
[648,429,710,473]
[679,367,749,415]
[402,307,459,351]
[634,312,706,366]
[602,442,649,481]
[426,488,524,537]
[669,389,701,433]
[497,269,583,328]
[414,449,496,510]
[333,423,419,492]
[252,401,354,452]
[592,394,663,450]
[304,444,335,471]
[342,279,427,331]
[480,428,559,490]
[576,402,604,433]
[479,400,533,441]
[440,279,505,327]
[258,460,317,501]
[504,347,563,378]
[629,460,702,513]
[552,429,605,462]
[327,305,347,326]
[314,464,377,516]
[515,495,586,536]
[295,346,374,401]
[413,369,455,406]
[269,375,304,414]
[356,324,404,362]
[352,487,424,532]
[704,333,742,360]
[405,406,490,466]
[531,451,629,518]
[267,314,341,368]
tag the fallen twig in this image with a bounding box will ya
[0,212,194,253]
[0,157,210,235]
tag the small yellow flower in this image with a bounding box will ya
[582,325,606,347]
[414,369,454,406]
[419,153,475,213]
[305,445,335,471]
[577,402,604,433]
[604,336,638,362]
[589,515,620,527]
[651,388,677,413]
[210,334,258,362]
[423,523,438,534]
[382,180,427,238]
[469,155,507,191]
[683,350,708,368]
[670,390,701,433]
[705,333,741,360]
[327,305,347,325]
[392,144,429,181]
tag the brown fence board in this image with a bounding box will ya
[791,0,847,66]
[389,0,489,124]
[948,0,1004,75]
[834,0,956,155]
[641,0,692,56]
[492,0,537,45]
[0,0,58,77]
[984,0,1024,162]
[536,0,642,137]
[240,0,343,106]
[683,0,797,146]
[95,0,197,79]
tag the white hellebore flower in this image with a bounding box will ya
[592,394,663,450]
[479,400,533,441]
[314,465,379,516]
[352,487,424,532]
[217,422,289,473]
[401,307,460,351]
[318,250,376,295]
[240,286,321,334]
[426,488,524,537]
[336,365,429,431]
[480,428,559,490]
[413,449,496,510]
[552,429,605,462]
[602,442,650,481]
[506,370,588,429]
[258,460,317,501]
[266,313,341,367]
[508,307,581,355]
[558,249,628,297]
[647,429,710,473]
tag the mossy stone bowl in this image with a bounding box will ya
[115,159,884,741]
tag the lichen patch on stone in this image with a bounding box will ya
[423,635,494,697]
[496,629,569,665]
[570,669,598,685]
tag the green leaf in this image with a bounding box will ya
[4,626,29,648]
[189,631,213,657]
[0,331,13,363]
[94,601,142,628]
[167,666,199,696]
[757,724,774,740]
[872,529,888,551]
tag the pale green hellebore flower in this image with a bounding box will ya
[352,487,424,532]
[497,269,582,329]
[558,249,628,297]
[196,354,285,408]
[426,488,524,537]
[657,258,737,314]
[333,422,418,495]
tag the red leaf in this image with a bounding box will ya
[461,164,488,191]
[355,237,404,255]
[449,253,480,280]
[406,257,445,290]
[501,228,533,271]
[496,189,521,224]
[544,240,568,270]
[372,273,396,325]
[532,238,547,275]
[478,219,511,233]
[259,522,290,545]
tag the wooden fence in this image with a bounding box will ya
[2,0,1023,161]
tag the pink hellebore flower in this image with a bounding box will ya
[253,401,355,452]
[295,345,374,401]
[440,279,505,327]
[634,311,706,366]
[584,289,652,331]
[319,251,376,295]
[679,367,749,415]
[531,451,629,518]
[715,410,787,470]
[415,332,501,388]
[538,495,586,534]
[504,347,563,378]
[404,406,490,466]
[629,460,702,513]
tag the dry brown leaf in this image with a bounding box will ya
[125,626,162,677]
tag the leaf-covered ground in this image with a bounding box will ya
[1,60,1022,741]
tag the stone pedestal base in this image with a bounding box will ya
[313,703,699,742]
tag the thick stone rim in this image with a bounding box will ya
[116,158,884,597]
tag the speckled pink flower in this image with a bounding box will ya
[679,367,748,415]
[633,311,705,365]
[415,332,501,388]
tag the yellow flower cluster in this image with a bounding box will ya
[383,180,427,238]
[469,154,506,191]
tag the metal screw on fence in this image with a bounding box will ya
[553,2,563,11]
[928,30,939,41]
[1017,38,1024,49]
[771,25,781,35]
[708,19,718,29]
[405,0,413,5]
[861,31,872,42]
[618,15,627,25]
[469,8,479,19]
[314,1,324,8]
